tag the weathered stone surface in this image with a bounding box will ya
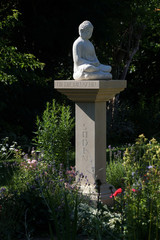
[54,80,127,102]
[76,102,106,185]
[72,20,112,80]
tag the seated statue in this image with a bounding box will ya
[72,20,112,81]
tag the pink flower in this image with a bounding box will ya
[23,159,38,169]
[131,188,137,192]
[30,160,38,168]
[31,160,37,164]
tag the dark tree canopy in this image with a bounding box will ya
[0,0,160,146]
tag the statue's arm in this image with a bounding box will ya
[73,42,97,66]
[91,47,100,66]
[73,43,86,65]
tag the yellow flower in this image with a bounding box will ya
[150,138,157,145]
[136,134,147,145]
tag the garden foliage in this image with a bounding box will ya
[0,8,49,145]
[1,1,160,144]
[106,134,160,240]
[0,149,80,239]
[0,134,159,239]
[0,137,17,160]
[121,134,160,240]
[0,9,45,85]
[33,99,75,167]
[106,146,126,189]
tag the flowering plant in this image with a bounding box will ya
[110,187,137,198]
[0,137,17,160]
[120,135,160,239]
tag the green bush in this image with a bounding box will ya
[106,147,126,189]
[33,99,74,167]
[0,137,17,161]
[0,160,19,187]
[0,137,21,186]
[111,134,160,240]
[1,134,159,239]
[0,151,84,239]
[0,191,25,240]
[106,159,125,189]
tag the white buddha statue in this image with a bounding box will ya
[72,20,112,81]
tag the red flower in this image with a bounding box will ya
[110,188,137,198]
[110,188,122,198]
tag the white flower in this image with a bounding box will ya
[9,147,14,151]
[1,147,6,152]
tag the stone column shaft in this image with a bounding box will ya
[76,102,106,185]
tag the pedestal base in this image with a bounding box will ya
[78,182,116,206]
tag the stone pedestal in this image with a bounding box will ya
[54,80,127,204]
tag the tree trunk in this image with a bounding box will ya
[109,25,145,136]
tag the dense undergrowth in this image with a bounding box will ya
[0,101,159,239]
[0,135,159,239]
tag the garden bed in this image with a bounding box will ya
[0,135,160,240]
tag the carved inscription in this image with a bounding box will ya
[55,82,63,87]
[82,123,88,161]
[55,81,99,88]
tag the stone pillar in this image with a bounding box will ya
[54,80,127,204]
[76,102,106,185]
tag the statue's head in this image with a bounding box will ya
[79,20,93,40]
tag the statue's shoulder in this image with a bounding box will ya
[73,37,84,48]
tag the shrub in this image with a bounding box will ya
[1,134,159,239]
[0,190,25,240]
[0,150,80,239]
[33,100,74,167]
[111,134,160,240]
[106,146,126,189]
[0,137,17,161]
[0,137,21,186]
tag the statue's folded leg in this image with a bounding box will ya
[82,64,99,72]
[73,65,112,80]
[84,71,112,80]
[99,64,111,72]
[81,71,112,80]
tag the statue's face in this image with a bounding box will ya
[80,27,93,40]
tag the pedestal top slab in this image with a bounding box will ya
[54,80,127,102]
